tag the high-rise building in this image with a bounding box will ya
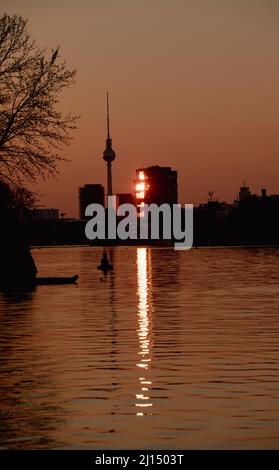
[134,165,178,210]
[79,184,104,220]
[103,92,116,201]
[239,182,251,202]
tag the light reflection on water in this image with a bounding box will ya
[0,246,279,449]
[136,248,153,416]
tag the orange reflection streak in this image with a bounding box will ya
[136,248,153,416]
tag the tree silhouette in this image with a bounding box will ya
[0,13,78,186]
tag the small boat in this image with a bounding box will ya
[98,251,113,273]
[36,275,79,285]
[98,262,113,272]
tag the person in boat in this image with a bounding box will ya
[98,251,113,272]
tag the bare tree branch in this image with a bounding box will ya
[0,13,79,185]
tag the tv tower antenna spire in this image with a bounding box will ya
[107,91,110,140]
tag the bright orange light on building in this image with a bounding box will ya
[136,183,145,191]
[136,191,145,199]
[138,201,145,217]
[138,171,145,180]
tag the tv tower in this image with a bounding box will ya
[103,92,116,198]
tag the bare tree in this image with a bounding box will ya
[0,13,78,185]
[0,179,37,212]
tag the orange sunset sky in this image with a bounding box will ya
[2,0,279,217]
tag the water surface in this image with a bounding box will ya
[1,246,279,449]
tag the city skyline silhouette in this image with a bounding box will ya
[1,0,277,217]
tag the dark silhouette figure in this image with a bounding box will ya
[98,250,113,272]
[0,228,37,289]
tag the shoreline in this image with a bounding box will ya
[30,243,279,250]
